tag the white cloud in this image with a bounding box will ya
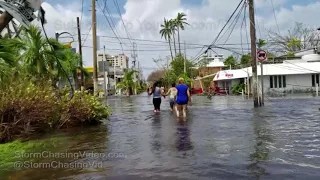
[38,0,320,78]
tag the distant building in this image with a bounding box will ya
[193,54,226,77]
[213,54,320,95]
[96,52,130,95]
[97,52,129,70]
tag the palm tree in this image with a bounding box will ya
[169,19,177,56]
[257,39,266,49]
[19,25,74,87]
[116,69,137,96]
[160,18,174,61]
[0,37,23,85]
[174,12,189,55]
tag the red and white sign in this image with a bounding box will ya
[225,73,233,78]
[257,50,268,61]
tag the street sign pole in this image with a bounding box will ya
[257,50,268,106]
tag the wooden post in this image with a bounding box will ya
[248,0,259,107]
[92,0,98,95]
[77,17,84,89]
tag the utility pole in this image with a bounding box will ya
[131,42,138,95]
[248,0,259,107]
[114,56,117,94]
[260,61,264,105]
[92,0,98,95]
[103,45,107,100]
[77,17,84,90]
[184,41,186,74]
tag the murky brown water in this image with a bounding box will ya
[1,94,320,179]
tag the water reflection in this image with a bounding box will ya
[4,126,110,180]
[150,115,162,155]
[248,109,274,179]
[175,121,193,152]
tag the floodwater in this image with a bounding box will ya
[1,93,320,180]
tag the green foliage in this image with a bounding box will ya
[163,70,178,86]
[224,56,238,69]
[116,69,138,95]
[240,54,252,67]
[170,54,194,77]
[232,83,245,94]
[257,39,267,49]
[0,78,111,143]
[202,77,212,88]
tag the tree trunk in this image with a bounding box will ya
[168,38,174,61]
[172,32,177,57]
[0,12,13,33]
[178,26,181,55]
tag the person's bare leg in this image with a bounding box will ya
[0,12,13,32]
[182,104,187,118]
[175,105,180,117]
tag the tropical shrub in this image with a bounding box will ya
[232,83,245,94]
[0,79,111,143]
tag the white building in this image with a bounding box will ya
[97,52,129,95]
[213,54,320,95]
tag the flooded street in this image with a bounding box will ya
[2,93,320,179]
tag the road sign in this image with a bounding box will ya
[257,50,268,61]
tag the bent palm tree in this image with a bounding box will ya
[19,25,74,87]
[175,12,189,55]
[160,18,174,61]
[0,37,22,85]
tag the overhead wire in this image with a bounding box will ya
[191,0,245,63]
[219,2,246,48]
[96,0,125,53]
[112,0,134,47]
[270,0,281,35]
[208,0,244,47]
[40,13,74,99]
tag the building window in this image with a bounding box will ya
[270,75,286,88]
[278,76,282,88]
[312,74,320,87]
[270,76,273,88]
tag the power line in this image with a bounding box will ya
[80,0,84,25]
[219,2,246,47]
[209,0,244,47]
[270,0,281,35]
[82,25,92,46]
[191,0,245,62]
[112,0,133,47]
[96,0,124,53]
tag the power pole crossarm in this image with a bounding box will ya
[248,0,259,107]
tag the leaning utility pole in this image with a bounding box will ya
[77,17,84,90]
[248,0,259,107]
[92,0,98,95]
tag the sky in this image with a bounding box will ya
[39,0,320,78]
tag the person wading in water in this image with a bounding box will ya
[165,83,177,112]
[174,78,191,118]
[148,81,165,113]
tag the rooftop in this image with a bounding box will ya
[214,54,320,81]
